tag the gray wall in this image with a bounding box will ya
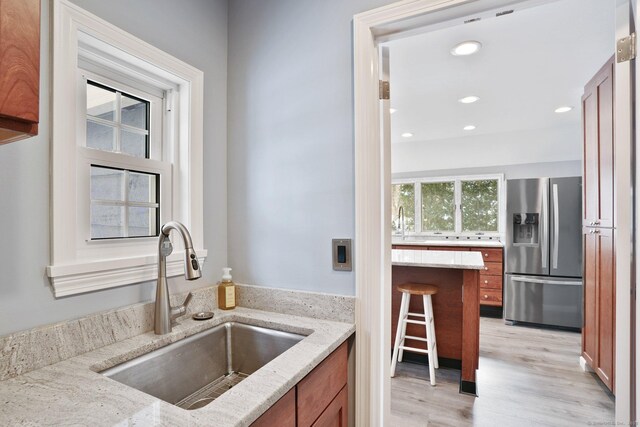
[227,0,393,296]
[0,0,228,336]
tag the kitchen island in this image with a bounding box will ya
[392,249,484,394]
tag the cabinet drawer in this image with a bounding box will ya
[480,261,502,276]
[479,274,502,289]
[469,248,502,262]
[311,385,348,427]
[297,341,348,427]
[480,289,502,306]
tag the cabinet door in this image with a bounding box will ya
[582,57,614,228]
[297,342,348,427]
[595,228,615,391]
[0,0,40,122]
[251,388,296,427]
[582,227,597,367]
[311,386,348,427]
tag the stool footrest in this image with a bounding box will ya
[404,319,427,325]
[407,312,426,317]
[404,335,428,342]
[399,346,430,355]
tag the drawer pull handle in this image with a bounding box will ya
[484,253,488,257]
[485,267,488,270]
[484,280,488,284]
[484,294,488,299]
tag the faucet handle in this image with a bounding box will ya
[171,292,193,320]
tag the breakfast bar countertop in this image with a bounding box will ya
[392,248,485,270]
[0,307,354,427]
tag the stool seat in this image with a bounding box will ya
[397,283,439,295]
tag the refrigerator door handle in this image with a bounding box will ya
[511,276,582,286]
[552,184,559,269]
[541,183,548,268]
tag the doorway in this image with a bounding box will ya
[352,0,635,425]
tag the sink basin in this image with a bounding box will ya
[100,322,305,410]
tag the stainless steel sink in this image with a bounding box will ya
[100,322,305,410]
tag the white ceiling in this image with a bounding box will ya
[386,0,614,144]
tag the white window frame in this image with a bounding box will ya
[392,174,505,238]
[48,0,206,297]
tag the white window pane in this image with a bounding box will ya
[121,95,148,129]
[121,130,147,158]
[391,184,415,232]
[91,166,124,201]
[87,121,116,152]
[87,83,116,121]
[128,207,157,237]
[128,171,157,203]
[461,180,499,232]
[91,204,125,239]
[422,182,455,232]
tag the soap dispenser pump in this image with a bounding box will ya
[218,267,236,310]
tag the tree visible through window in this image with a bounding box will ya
[461,179,499,232]
[422,182,455,232]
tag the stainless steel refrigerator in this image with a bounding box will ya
[504,177,583,329]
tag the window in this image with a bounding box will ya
[49,0,206,297]
[392,175,503,236]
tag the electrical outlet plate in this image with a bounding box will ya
[332,239,352,271]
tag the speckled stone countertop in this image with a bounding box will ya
[392,249,485,270]
[392,238,503,248]
[0,307,354,426]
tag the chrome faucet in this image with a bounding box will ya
[155,221,201,335]
[398,206,406,241]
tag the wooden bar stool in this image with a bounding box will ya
[390,283,439,386]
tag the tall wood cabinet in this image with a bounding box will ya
[0,0,41,144]
[581,56,615,392]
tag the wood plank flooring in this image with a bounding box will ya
[390,318,615,426]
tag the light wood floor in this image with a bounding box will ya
[390,317,615,427]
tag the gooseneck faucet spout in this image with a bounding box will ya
[155,221,201,335]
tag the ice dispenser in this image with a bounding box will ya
[512,213,539,244]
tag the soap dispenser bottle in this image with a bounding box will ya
[218,267,236,310]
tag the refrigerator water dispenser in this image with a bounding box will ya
[512,213,539,244]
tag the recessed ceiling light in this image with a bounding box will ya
[401,132,413,138]
[554,106,573,113]
[463,125,476,131]
[451,41,482,56]
[390,108,397,114]
[459,96,480,104]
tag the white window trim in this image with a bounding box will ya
[48,0,206,297]
[392,173,505,238]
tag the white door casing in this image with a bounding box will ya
[354,0,636,425]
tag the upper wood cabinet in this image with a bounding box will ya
[582,56,615,228]
[0,0,41,144]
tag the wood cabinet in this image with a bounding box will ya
[251,341,348,427]
[252,388,296,427]
[582,57,615,229]
[581,56,616,393]
[0,0,41,144]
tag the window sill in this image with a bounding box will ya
[46,250,207,297]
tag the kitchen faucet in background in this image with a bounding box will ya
[398,206,407,241]
[155,221,201,334]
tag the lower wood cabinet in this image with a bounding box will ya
[582,227,615,392]
[251,341,348,427]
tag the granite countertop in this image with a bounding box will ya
[0,307,354,426]
[392,238,503,248]
[392,248,485,270]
